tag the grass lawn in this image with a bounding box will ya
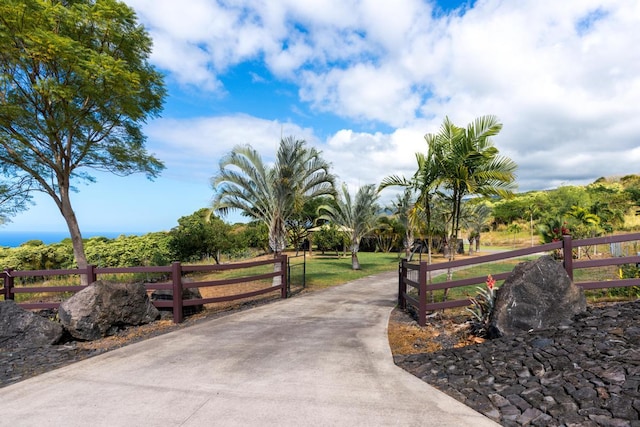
[301,252,401,289]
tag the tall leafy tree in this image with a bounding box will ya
[312,223,346,255]
[380,148,443,264]
[433,115,517,259]
[461,201,492,253]
[0,0,166,274]
[386,189,415,257]
[286,196,330,255]
[212,137,335,257]
[169,209,238,264]
[372,215,401,253]
[317,184,380,270]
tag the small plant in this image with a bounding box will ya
[466,275,497,337]
[537,218,570,259]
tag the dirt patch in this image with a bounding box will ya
[387,307,483,355]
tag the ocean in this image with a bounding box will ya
[0,231,142,248]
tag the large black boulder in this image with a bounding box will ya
[488,255,586,338]
[59,280,160,341]
[0,301,64,347]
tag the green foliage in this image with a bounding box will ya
[567,205,602,239]
[381,189,414,256]
[432,116,517,256]
[492,191,549,227]
[0,241,74,272]
[621,175,640,206]
[168,209,240,263]
[317,183,380,269]
[286,197,330,252]
[212,136,335,255]
[0,233,173,272]
[608,264,640,299]
[372,215,402,253]
[313,223,347,253]
[0,0,166,269]
[543,186,591,218]
[537,217,570,243]
[619,264,639,279]
[487,174,640,248]
[240,221,270,253]
[84,233,172,267]
[381,115,517,262]
[0,177,32,225]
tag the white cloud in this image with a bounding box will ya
[300,64,422,127]
[143,115,316,180]
[125,0,640,195]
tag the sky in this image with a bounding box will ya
[3,0,640,235]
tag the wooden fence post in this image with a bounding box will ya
[281,255,288,299]
[86,264,97,285]
[418,261,427,327]
[398,260,407,309]
[562,235,574,281]
[171,261,184,324]
[3,269,14,300]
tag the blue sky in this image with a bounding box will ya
[2,0,640,236]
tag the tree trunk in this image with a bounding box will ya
[351,252,361,270]
[59,187,89,285]
[530,213,534,247]
[272,252,283,287]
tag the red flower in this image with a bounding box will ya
[486,275,496,290]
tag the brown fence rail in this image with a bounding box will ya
[1,256,288,324]
[399,234,640,326]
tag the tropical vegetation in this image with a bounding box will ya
[211,136,335,256]
[0,0,166,278]
[317,184,381,270]
[380,115,517,268]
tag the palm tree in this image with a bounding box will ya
[372,215,400,253]
[461,202,492,254]
[386,188,415,257]
[506,222,523,248]
[434,115,517,260]
[380,148,443,264]
[212,136,335,257]
[317,184,380,270]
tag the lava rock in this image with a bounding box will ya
[489,255,586,337]
[0,301,64,347]
[59,280,160,340]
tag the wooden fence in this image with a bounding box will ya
[1,256,288,324]
[399,233,640,326]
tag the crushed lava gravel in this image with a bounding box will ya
[395,300,640,426]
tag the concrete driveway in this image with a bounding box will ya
[0,271,497,426]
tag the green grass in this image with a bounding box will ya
[301,252,401,288]
[188,251,401,291]
[424,258,528,301]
